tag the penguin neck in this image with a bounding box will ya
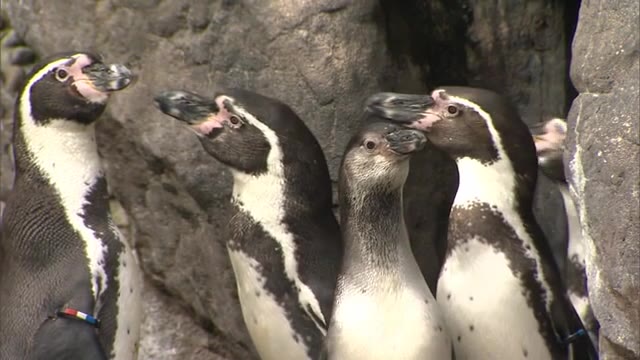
[449,153,535,250]
[452,153,520,213]
[230,166,287,222]
[340,186,410,272]
[17,116,105,200]
[230,147,327,222]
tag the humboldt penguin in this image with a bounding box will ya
[0,52,142,360]
[530,117,599,347]
[324,121,452,360]
[366,87,598,359]
[154,89,342,360]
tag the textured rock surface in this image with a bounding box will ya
[139,279,230,360]
[567,1,640,358]
[1,0,586,358]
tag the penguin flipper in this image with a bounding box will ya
[32,318,108,360]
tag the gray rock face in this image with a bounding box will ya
[139,280,231,360]
[567,1,640,358]
[1,0,590,358]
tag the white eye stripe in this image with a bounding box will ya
[216,96,263,130]
[20,54,94,122]
[23,58,72,90]
[20,58,72,123]
[22,53,86,93]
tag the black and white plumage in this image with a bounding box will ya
[0,52,142,360]
[154,89,342,360]
[324,121,452,360]
[530,117,599,347]
[366,87,598,359]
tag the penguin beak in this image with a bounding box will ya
[385,129,427,155]
[154,90,220,125]
[365,92,435,123]
[83,62,135,92]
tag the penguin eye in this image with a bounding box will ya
[364,140,377,151]
[229,115,241,125]
[447,105,459,116]
[55,68,69,82]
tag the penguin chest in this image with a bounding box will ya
[227,249,311,360]
[329,285,451,360]
[110,241,143,360]
[437,238,552,360]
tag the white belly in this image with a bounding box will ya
[111,241,143,360]
[437,238,552,360]
[228,249,311,360]
[329,282,452,360]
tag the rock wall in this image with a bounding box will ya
[567,1,640,358]
[0,0,614,359]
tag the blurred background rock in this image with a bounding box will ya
[0,1,637,359]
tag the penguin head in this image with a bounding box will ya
[340,120,426,190]
[18,52,134,126]
[154,88,326,177]
[529,118,567,183]
[367,88,505,162]
[366,86,538,187]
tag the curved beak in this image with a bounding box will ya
[366,92,435,123]
[83,62,134,92]
[154,90,219,124]
[385,129,427,155]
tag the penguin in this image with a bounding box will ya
[0,52,142,360]
[153,89,342,360]
[365,87,598,359]
[324,121,452,360]
[530,117,599,347]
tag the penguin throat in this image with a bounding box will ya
[341,189,408,269]
[20,118,104,184]
[231,169,284,218]
[453,155,518,211]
